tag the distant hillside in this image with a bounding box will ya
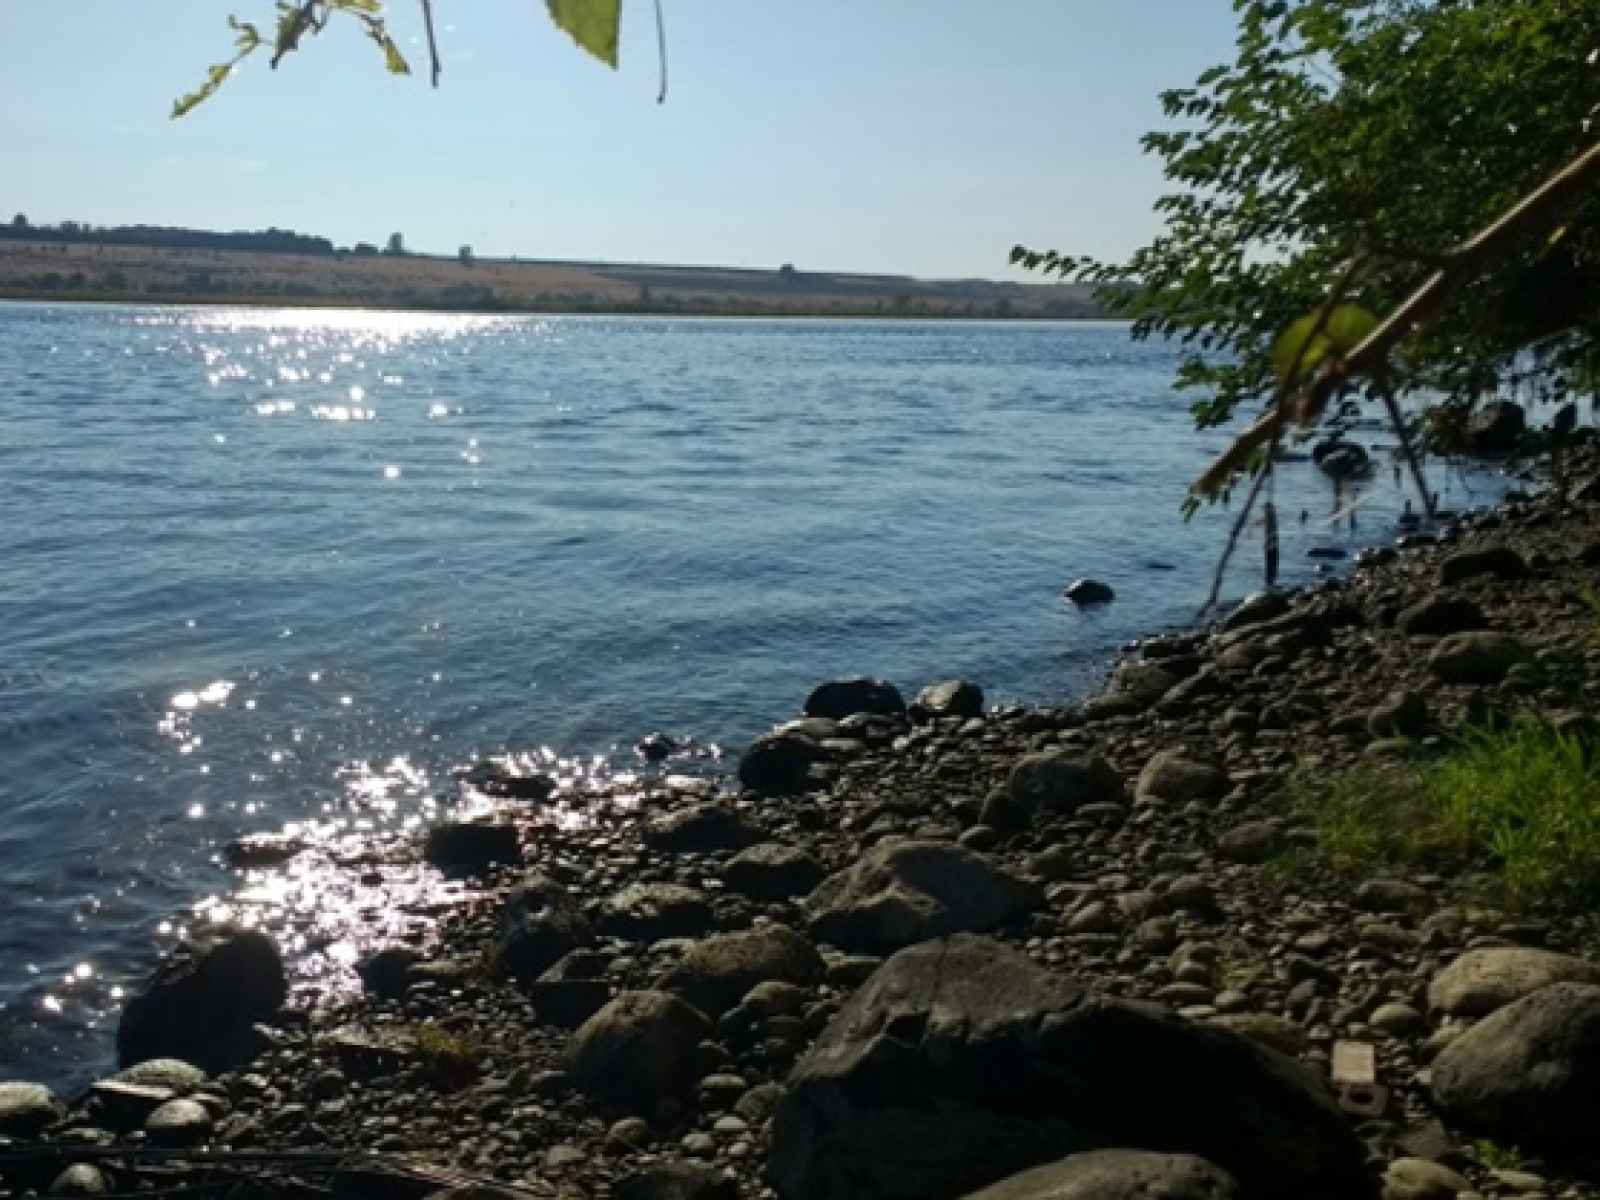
[0,218,1104,318]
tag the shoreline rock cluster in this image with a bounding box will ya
[8,447,1600,1199]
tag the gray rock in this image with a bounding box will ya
[357,945,421,1000]
[644,803,766,854]
[422,820,521,872]
[615,1161,741,1200]
[598,883,717,943]
[1367,692,1432,738]
[806,840,1043,955]
[1427,947,1600,1017]
[1216,823,1278,865]
[1356,879,1434,915]
[1064,579,1115,606]
[1137,752,1227,803]
[959,1150,1241,1200]
[1438,546,1529,586]
[804,677,906,721]
[145,1097,213,1144]
[499,872,594,982]
[0,1081,65,1136]
[1370,1003,1427,1038]
[117,926,287,1070]
[658,926,824,1017]
[1009,752,1124,813]
[723,843,828,901]
[567,991,715,1112]
[1221,592,1291,632]
[1399,598,1488,638]
[1428,632,1528,686]
[49,1165,112,1196]
[738,731,823,795]
[911,679,987,722]
[1383,1157,1471,1200]
[769,935,1375,1200]
[1463,400,1524,456]
[1110,663,1181,707]
[1432,982,1600,1152]
[106,1058,208,1094]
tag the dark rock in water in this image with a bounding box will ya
[1437,545,1530,586]
[117,926,287,1069]
[1367,691,1430,739]
[616,1161,740,1200]
[1220,591,1290,632]
[1464,400,1525,456]
[598,883,717,943]
[1431,982,1600,1153]
[658,926,824,1017]
[635,732,680,762]
[911,679,986,722]
[1399,596,1488,637]
[1010,752,1124,813]
[723,843,828,901]
[1428,631,1528,685]
[1063,578,1115,606]
[1313,439,1373,480]
[806,841,1042,955]
[960,1151,1242,1200]
[0,1081,65,1137]
[423,820,522,873]
[465,760,557,801]
[768,935,1375,1200]
[804,677,906,721]
[567,990,715,1112]
[221,833,307,870]
[645,802,766,854]
[1306,547,1347,560]
[357,946,422,1000]
[499,872,594,983]
[738,731,822,795]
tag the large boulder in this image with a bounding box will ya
[1108,663,1181,708]
[805,841,1043,955]
[422,820,522,873]
[498,872,594,983]
[1437,546,1530,587]
[658,926,825,1017]
[911,680,986,723]
[1136,752,1228,803]
[1427,632,1528,685]
[959,1151,1241,1200]
[644,803,767,854]
[723,843,828,901]
[566,990,714,1112]
[1431,982,1600,1152]
[1008,753,1123,813]
[769,936,1374,1200]
[598,883,717,943]
[1398,597,1488,638]
[0,1082,65,1137]
[738,732,823,796]
[117,926,287,1069]
[1428,947,1600,1018]
[1063,579,1115,606]
[804,677,906,721]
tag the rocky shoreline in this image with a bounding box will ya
[6,442,1600,1200]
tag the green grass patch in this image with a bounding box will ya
[1288,714,1600,909]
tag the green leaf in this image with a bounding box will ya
[1272,303,1378,383]
[546,0,622,68]
[1324,303,1379,352]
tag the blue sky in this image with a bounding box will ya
[1,2,1239,279]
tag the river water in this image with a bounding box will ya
[0,303,1501,1088]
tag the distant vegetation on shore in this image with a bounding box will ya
[0,215,1103,319]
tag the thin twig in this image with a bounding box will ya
[653,0,670,103]
[419,0,443,86]
[1372,371,1435,519]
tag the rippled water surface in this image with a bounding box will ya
[0,303,1499,1088]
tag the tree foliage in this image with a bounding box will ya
[1017,0,1600,432]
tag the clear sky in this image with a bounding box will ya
[1,2,1239,279]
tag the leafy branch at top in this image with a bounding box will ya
[174,0,627,119]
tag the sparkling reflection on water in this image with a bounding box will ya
[0,303,1515,1089]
